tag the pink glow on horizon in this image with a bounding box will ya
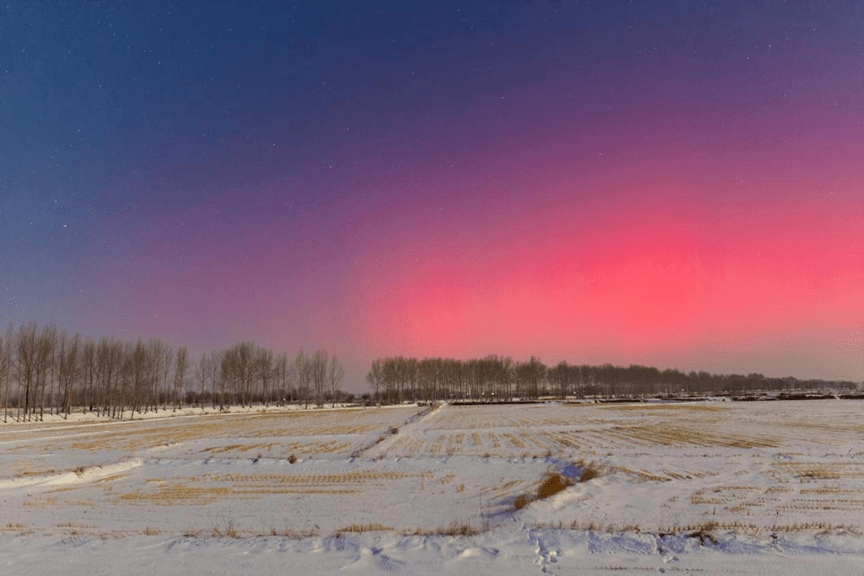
[354,178,863,376]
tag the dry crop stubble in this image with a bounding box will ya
[117,483,233,506]
[110,468,440,502]
[609,422,779,449]
[6,400,864,542]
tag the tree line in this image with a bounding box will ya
[0,322,345,422]
[365,355,859,403]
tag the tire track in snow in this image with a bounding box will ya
[354,403,444,459]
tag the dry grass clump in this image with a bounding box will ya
[514,472,572,510]
[57,522,95,529]
[687,521,719,545]
[513,493,533,510]
[335,523,393,535]
[210,517,240,538]
[514,461,600,511]
[795,466,842,480]
[578,461,600,482]
[16,468,60,477]
[403,520,481,536]
[538,472,571,499]
[3,523,26,531]
[438,521,480,536]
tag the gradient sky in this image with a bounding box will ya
[1,0,862,390]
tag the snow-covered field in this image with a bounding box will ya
[3,400,864,574]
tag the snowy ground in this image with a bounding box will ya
[3,400,864,574]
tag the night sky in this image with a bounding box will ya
[1,0,862,390]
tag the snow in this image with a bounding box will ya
[0,458,142,489]
[3,400,864,574]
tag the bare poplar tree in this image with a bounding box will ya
[116,341,133,419]
[195,353,211,410]
[406,357,418,402]
[34,324,57,420]
[58,332,80,418]
[366,359,384,401]
[258,348,273,406]
[220,351,236,406]
[311,349,328,407]
[16,322,39,421]
[294,350,311,407]
[145,339,166,413]
[274,352,288,405]
[80,338,96,412]
[161,346,174,411]
[52,331,65,416]
[327,355,345,407]
[128,340,150,417]
[96,338,124,419]
[174,346,189,410]
[0,332,11,423]
[220,342,257,406]
[207,351,219,407]
[501,356,514,401]
[382,358,399,403]
[208,351,223,409]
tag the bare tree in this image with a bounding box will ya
[311,349,328,407]
[174,346,189,410]
[58,332,80,418]
[116,341,132,419]
[366,359,384,401]
[500,356,514,401]
[327,355,345,407]
[96,338,124,419]
[382,357,399,403]
[547,361,568,400]
[0,330,11,423]
[145,339,167,413]
[51,331,63,416]
[221,342,257,406]
[128,340,151,418]
[274,352,289,405]
[294,350,311,407]
[220,351,236,406]
[81,338,96,412]
[209,351,224,409]
[515,356,545,400]
[194,353,212,410]
[161,346,174,411]
[15,322,39,421]
[34,324,57,420]
[258,348,274,406]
